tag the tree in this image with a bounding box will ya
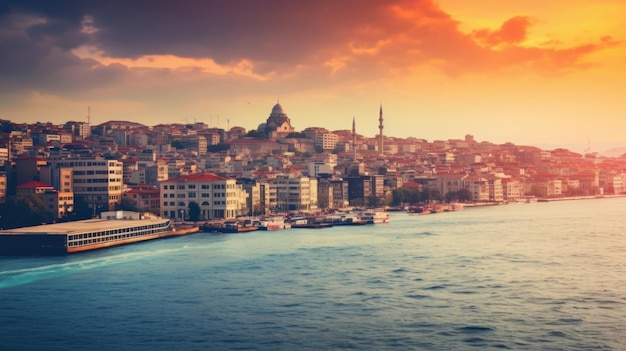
[188,202,200,222]
[445,188,472,202]
[116,197,139,212]
[0,195,55,229]
[246,129,268,139]
[526,185,546,198]
[367,195,382,208]
[286,131,307,138]
[66,196,95,220]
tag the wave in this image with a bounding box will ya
[0,245,190,289]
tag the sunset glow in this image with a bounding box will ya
[1,0,624,151]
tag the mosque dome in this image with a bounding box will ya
[271,103,285,116]
[264,101,294,134]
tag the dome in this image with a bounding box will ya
[271,103,285,116]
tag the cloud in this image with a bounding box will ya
[0,0,619,101]
[472,16,532,47]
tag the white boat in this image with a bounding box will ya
[258,216,289,230]
[360,211,390,224]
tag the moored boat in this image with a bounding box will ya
[360,211,390,224]
[201,220,258,233]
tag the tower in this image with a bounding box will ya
[378,104,384,155]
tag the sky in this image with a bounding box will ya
[1,0,625,153]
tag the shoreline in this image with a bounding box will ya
[464,194,626,207]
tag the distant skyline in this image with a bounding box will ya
[1,0,625,153]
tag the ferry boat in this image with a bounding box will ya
[0,211,197,256]
[360,211,390,224]
[322,214,367,226]
[257,216,289,230]
[201,220,258,233]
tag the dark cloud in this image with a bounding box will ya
[0,0,618,98]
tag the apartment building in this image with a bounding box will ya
[315,133,339,151]
[272,176,318,211]
[16,181,74,218]
[160,173,247,220]
[123,187,161,215]
[0,171,6,203]
[47,158,123,212]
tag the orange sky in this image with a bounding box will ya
[1,0,625,152]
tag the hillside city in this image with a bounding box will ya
[1,102,625,228]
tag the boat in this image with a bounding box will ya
[407,206,426,214]
[360,211,390,224]
[201,220,258,233]
[291,222,333,229]
[322,214,367,226]
[0,211,198,256]
[289,217,333,229]
[257,216,289,230]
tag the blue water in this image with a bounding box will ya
[1,198,625,350]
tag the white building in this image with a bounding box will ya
[272,176,318,211]
[315,133,339,151]
[160,173,247,220]
[307,153,338,177]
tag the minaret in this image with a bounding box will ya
[378,104,384,155]
[352,116,357,162]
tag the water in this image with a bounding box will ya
[1,197,625,350]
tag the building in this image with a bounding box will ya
[259,102,295,139]
[0,171,6,203]
[123,187,161,215]
[272,176,318,211]
[47,158,123,212]
[0,211,177,255]
[317,178,334,209]
[16,181,74,218]
[15,156,48,185]
[160,173,248,220]
[502,178,524,201]
[463,175,490,201]
[315,133,339,151]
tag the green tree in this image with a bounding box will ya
[246,129,268,139]
[0,195,55,229]
[116,197,139,212]
[188,202,200,222]
[367,195,382,208]
[445,188,472,202]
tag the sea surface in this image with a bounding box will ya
[1,197,625,350]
